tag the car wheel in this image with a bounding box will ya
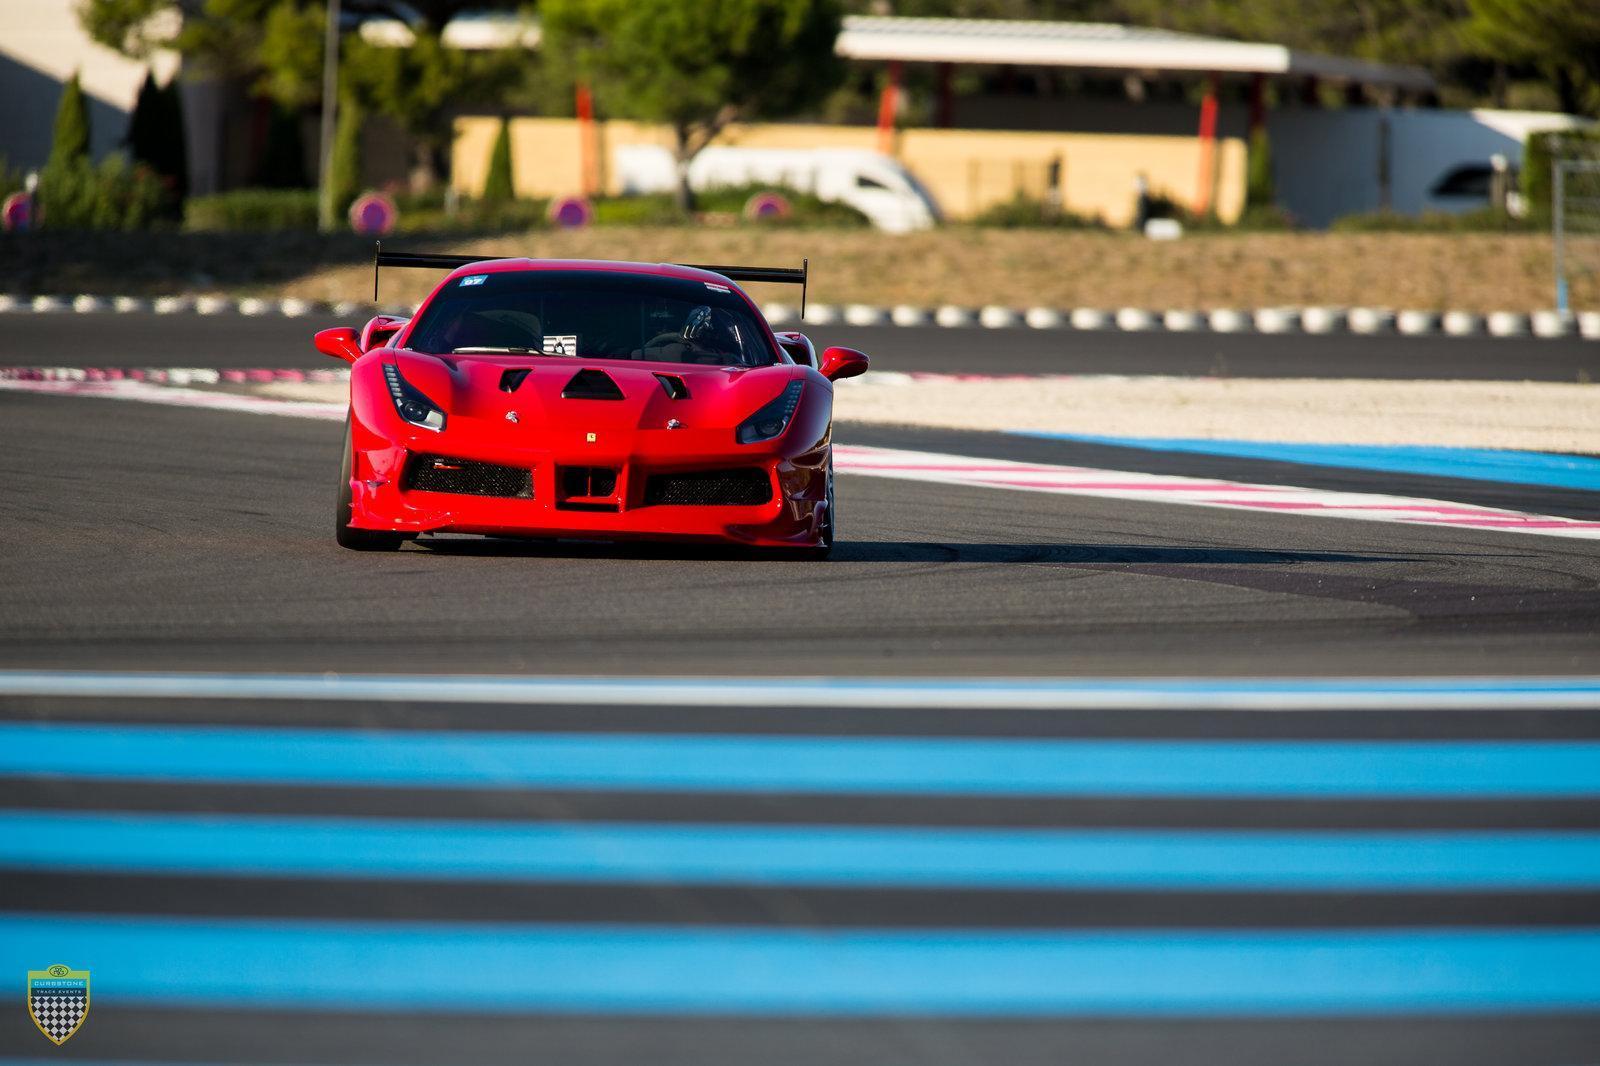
[800,458,834,560]
[335,421,405,552]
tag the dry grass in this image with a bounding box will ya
[280,229,1586,312]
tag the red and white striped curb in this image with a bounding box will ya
[3,292,1597,340]
[832,445,1600,541]
[5,374,1595,540]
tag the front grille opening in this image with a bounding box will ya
[654,373,690,399]
[562,368,624,400]
[405,454,533,498]
[643,467,773,506]
[499,368,531,392]
[556,465,621,511]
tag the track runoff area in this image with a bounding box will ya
[2,313,1600,1064]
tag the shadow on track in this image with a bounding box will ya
[409,537,1496,566]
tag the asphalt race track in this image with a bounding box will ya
[2,390,1598,674]
[2,315,1598,1065]
[1,310,1597,380]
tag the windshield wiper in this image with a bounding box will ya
[451,346,573,356]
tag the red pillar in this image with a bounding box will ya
[1194,73,1220,216]
[575,80,598,196]
[936,62,954,128]
[877,60,902,156]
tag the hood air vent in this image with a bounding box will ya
[655,374,690,399]
[562,368,625,400]
[499,368,531,393]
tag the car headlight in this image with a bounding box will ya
[382,362,446,432]
[736,381,803,444]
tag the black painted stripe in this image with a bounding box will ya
[6,777,1598,830]
[5,695,1600,738]
[6,872,1599,928]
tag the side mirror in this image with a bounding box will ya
[314,326,362,363]
[818,345,868,382]
[360,315,408,353]
[773,330,815,368]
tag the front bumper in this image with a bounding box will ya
[346,412,830,547]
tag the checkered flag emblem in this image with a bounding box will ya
[27,965,90,1045]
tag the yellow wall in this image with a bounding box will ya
[453,117,1247,226]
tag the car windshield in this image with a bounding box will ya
[406,269,778,367]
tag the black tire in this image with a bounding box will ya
[335,421,405,552]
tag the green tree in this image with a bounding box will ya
[481,117,515,202]
[542,0,846,211]
[80,0,530,188]
[342,28,523,189]
[1245,126,1273,208]
[1468,0,1600,115]
[49,73,92,171]
[326,92,364,213]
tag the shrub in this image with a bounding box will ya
[1329,207,1534,233]
[696,184,870,227]
[1245,127,1274,209]
[395,197,549,234]
[481,118,515,204]
[1522,128,1600,222]
[0,156,23,199]
[37,154,168,230]
[970,194,1104,229]
[184,188,319,231]
[592,194,691,226]
[48,73,90,172]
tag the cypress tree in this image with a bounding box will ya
[159,75,189,201]
[482,118,515,203]
[326,93,364,215]
[48,72,92,171]
[126,71,162,169]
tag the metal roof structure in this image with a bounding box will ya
[835,16,1435,91]
[364,13,1435,92]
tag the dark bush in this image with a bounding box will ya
[1329,207,1534,233]
[184,188,319,231]
[970,194,1104,229]
[37,155,168,230]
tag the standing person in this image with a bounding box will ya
[1133,171,1151,231]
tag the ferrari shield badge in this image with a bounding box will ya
[27,964,89,1045]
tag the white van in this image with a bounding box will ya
[615,145,942,233]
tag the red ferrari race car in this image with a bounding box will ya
[314,250,868,556]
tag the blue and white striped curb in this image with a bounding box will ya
[1,292,1597,339]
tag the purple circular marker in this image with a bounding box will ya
[2,192,34,233]
[743,191,792,222]
[548,196,594,228]
[348,193,397,235]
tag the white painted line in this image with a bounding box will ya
[0,670,1596,709]
[834,444,1600,540]
[0,377,344,420]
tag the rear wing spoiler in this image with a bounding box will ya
[373,242,809,319]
